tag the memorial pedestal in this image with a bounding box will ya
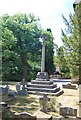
[36,72,49,80]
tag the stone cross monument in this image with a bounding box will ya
[36,34,49,80]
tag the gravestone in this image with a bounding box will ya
[16,83,21,91]
[16,79,28,96]
[59,106,77,117]
[0,85,9,94]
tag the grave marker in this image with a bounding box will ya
[59,106,77,117]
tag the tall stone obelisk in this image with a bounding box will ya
[41,34,46,72]
[36,34,49,80]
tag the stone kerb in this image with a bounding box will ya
[52,117,80,120]
[14,112,37,120]
[62,83,78,89]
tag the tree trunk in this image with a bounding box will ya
[23,64,28,81]
[20,51,28,81]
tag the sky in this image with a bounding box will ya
[0,0,74,47]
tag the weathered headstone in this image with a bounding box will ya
[0,85,9,94]
[16,80,28,96]
[16,83,21,91]
[59,106,77,117]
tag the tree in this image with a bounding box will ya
[60,13,79,79]
[75,2,81,84]
[45,29,55,74]
[56,46,70,77]
[1,13,42,81]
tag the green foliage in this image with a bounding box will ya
[1,13,42,81]
[45,29,55,74]
[59,4,81,79]
[55,46,70,78]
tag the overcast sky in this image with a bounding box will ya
[0,0,74,47]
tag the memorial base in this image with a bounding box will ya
[36,72,49,80]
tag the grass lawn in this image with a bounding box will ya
[2,93,39,114]
[0,81,21,85]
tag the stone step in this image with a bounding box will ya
[31,80,53,85]
[26,86,60,93]
[27,89,64,96]
[27,83,57,88]
[36,78,49,81]
[55,90,64,96]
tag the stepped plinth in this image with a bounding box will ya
[26,72,64,96]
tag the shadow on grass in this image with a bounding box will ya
[2,95,38,105]
[2,94,39,114]
[0,81,21,85]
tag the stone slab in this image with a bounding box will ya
[14,112,37,120]
[17,90,27,96]
[33,109,52,120]
[62,83,78,89]
[51,117,80,120]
